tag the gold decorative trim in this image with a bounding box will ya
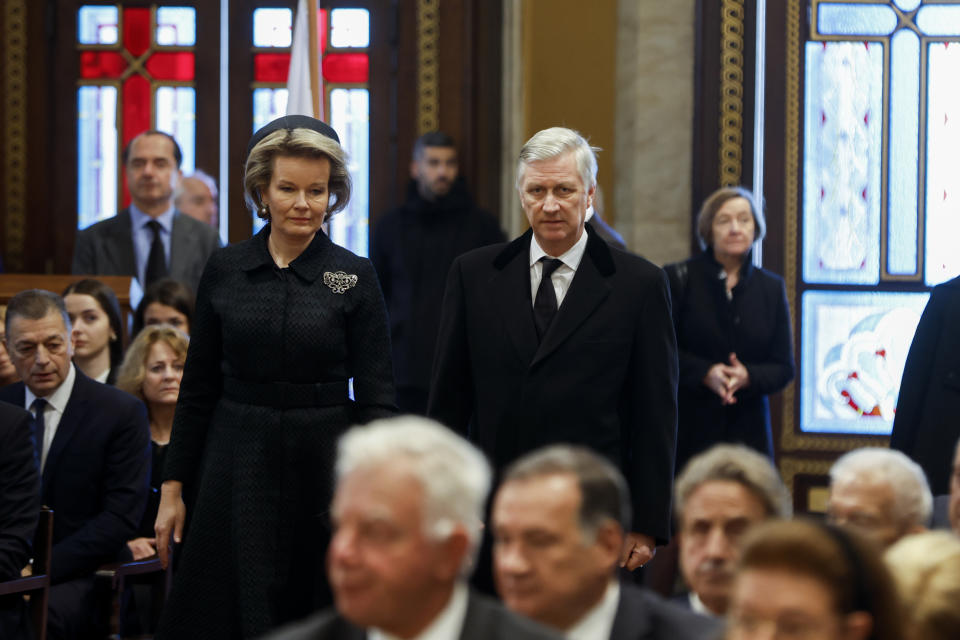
[416,0,439,134]
[779,457,832,498]
[719,0,745,187]
[4,0,27,271]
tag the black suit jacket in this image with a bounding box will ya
[612,584,720,640]
[428,227,678,540]
[890,275,960,494]
[261,590,561,640]
[0,371,150,583]
[72,208,221,293]
[0,401,39,581]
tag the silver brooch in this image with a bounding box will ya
[323,271,358,294]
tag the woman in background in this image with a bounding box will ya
[665,187,794,470]
[0,306,21,386]
[133,277,194,337]
[63,278,124,384]
[885,530,960,640]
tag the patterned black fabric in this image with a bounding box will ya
[157,225,396,639]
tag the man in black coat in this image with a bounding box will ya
[891,274,960,495]
[0,290,150,639]
[72,130,221,293]
[263,416,559,640]
[371,132,504,414]
[0,401,40,640]
[493,445,718,639]
[428,127,678,562]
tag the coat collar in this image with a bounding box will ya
[237,223,332,283]
[493,226,616,276]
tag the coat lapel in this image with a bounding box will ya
[531,228,615,368]
[41,373,89,494]
[169,211,192,281]
[492,231,538,366]
[103,210,137,275]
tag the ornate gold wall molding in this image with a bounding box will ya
[416,0,439,134]
[719,0,745,187]
[3,0,27,271]
[779,457,832,497]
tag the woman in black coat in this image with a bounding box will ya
[666,187,794,471]
[154,116,396,639]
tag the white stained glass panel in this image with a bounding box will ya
[803,41,883,284]
[155,86,196,175]
[894,0,922,13]
[78,5,119,45]
[330,9,370,48]
[925,42,960,286]
[77,86,118,229]
[887,29,920,276]
[801,291,929,435]
[916,6,960,36]
[816,3,898,36]
[328,88,369,257]
[253,8,292,48]
[156,7,197,46]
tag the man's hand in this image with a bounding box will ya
[127,537,158,561]
[155,480,186,569]
[620,532,656,570]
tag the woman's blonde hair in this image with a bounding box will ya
[115,325,189,407]
[885,530,960,640]
[243,128,352,221]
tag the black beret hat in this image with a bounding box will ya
[245,115,341,160]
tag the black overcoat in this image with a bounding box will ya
[157,226,396,639]
[428,226,678,542]
[665,251,794,471]
[890,275,960,494]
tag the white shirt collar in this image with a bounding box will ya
[566,580,620,640]
[25,361,76,413]
[529,225,589,272]
[688,591,718,617]
[368,581,469,640]
[585,205,595,222]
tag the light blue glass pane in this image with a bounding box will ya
[330,9,370,48]
[251,88,289,235]
[817,4,898,36]
[894,0,921,12]
[328,88,369,257]
[800,290,929,435]
[78,6,119,45]
[155,87,196,175]
[925,43,960,286]
[802,42,882,284]
[253,8,292,48]
[887,30,920,276]
[77,86,118,230]
[156,7,196,46]
[916,6,960,35]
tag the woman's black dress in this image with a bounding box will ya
[156,226,396,639]
[665,250,794,471]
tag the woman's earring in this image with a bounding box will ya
[259,203,269,216]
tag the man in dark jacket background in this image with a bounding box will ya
[371,132,504,414]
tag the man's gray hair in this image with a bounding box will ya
[5,289,71,335]
[502,445,630,540]
[675,444,792,524]
[174,169,218,203]
[829,447,932,528]
[336,416,491,571]
[516,127,600,192]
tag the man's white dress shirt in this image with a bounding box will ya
[25,362,77,472]
[566,579,620,640]
[529,229,589,308]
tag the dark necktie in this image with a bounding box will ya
[533,258,563,341]
[31,398,46,466]
[145,220,168,286]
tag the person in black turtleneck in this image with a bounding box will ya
[664,187,794,472]
[371,132,505,414]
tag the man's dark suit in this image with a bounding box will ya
[612,584,720,640]
[0,370,150,637]
[890,275,960,494]
[0,401,40,640]
[428,226,678,541]
[72,208,221,293]
[262,590,561,639]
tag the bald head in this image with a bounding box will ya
[175,172,218,226]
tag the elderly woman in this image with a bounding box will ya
[727,519,903,640]
[665,187,794,470]
[884,531,960,640]
[115,325,188,560]
[154,116,395,639]
[62,278,124,384]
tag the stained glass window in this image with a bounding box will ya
[76,4,197,228]
[799,1,960,435]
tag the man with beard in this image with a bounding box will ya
[371,132,504,414]
[673,444,790,616]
